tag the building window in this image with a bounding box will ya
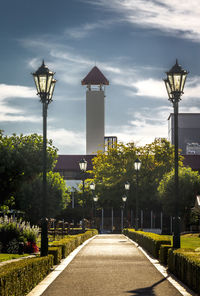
[104,136,117,152]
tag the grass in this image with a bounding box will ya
[181,233,200,249]
[0,253,30,263]
[159,233,200,249]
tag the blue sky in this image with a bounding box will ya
[1,0,200,154]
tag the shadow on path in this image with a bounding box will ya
[126,276,169,296]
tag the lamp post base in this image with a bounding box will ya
[41,217,48,256]
[173,216,180,249]
[173,235,180,249]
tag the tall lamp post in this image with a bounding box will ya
[134,158,141,231]
[90,182,96,225]
[79,158,87,231]
[90,182,95,195]
[93,195,99,228]
[32,61,56,256]
[125,181,130,226]
[125,181,130,192]
[164,59,188,249]
[121,195,127,231]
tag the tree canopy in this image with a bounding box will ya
[88,138,181,210]
[0,131,70,224]
[16,171,71,224]
[0,131,57,206]
[158,166,200,221]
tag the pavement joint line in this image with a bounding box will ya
[124,235,198,296]
[27,235,97,296]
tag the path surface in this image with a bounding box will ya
[41,234,184,296]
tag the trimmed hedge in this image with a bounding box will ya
[48,246,62,265]
[159,245,172,265]
[168,249,200,294]
[0,255,53,296]
[124,229,200,294]
[123,229,171,259]
[49,229,98,264]
[0,229,97,296]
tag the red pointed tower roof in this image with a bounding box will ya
[81,66,109,85]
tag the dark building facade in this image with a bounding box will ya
[168,113,200,154]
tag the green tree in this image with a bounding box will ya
[0,131,57,206]
[158,166,200,228]
[16,171,70,224]
[90,138,181,211]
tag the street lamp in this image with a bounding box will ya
[125,181,131,226]
[79,158,87,231]
[32,60,56,256]
[164,59,188,249]
[125,181,130,191]
[90,182,96,192]
[121,195,127,231]
[93,195,99,203]
[79,158,87,172]
[122,195,127,203]
[90,181,96,226]
[134,158,141,231]
[93,195,99,228]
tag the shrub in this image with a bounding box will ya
[0,216,39,253]
[48,246,62,265]
[159,245,172,265]
[0,255,53,296]
[123,229,171,259]
[25,242,39,254]
[6,239,20,254]
[168,249,200,294]
[49,229,98,263]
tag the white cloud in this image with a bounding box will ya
[0,113,40,123]
[120,76,200,100]
[87,0,200,42]
[106,106,170,145]
[0,84,35,100]
[64,20,114,39]
[107,102,200,147]
[47,128,85,154]
[0,84,38,123]
[131,78,166,98]
[25,39,200,103]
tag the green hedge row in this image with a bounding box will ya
[124,229,200,294]
[0,229,98,296]
[123,229,171,259]
[159,244,172,265]
[49,229,98,265]
[0,255,53,296]
[168,249,200,294]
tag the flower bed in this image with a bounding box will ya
[0,216,39,254]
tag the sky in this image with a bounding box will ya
[1,0,200,154]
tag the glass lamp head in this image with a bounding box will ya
[32,60,55,96]
[90,182,95,191]
[93,195,99,202]
[79,158,87,172]
[165,59,188,101]
[125,181,130,191]
[134,158,141,171]
[122,195,127,202]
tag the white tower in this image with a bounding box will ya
[82,66,109,155]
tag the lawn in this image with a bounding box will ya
[181,233,200,249]
[162,233,200,249]
[0,254,30,263]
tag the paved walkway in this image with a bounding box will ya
[34,234,195,296]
